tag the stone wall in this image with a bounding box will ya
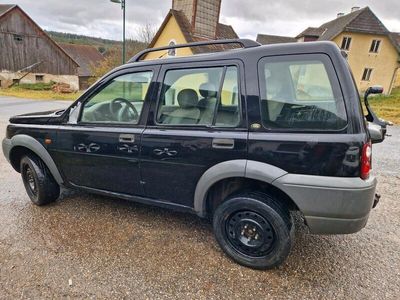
[0,71,79,91]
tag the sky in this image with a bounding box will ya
[3,0,400,41]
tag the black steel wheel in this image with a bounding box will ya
[22,164,38,197]
[20,154,60,206]
[213,192,294,269]
[226,210,276,257]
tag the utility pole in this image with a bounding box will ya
[111,0,126,64]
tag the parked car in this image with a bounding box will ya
[2,39,385,269]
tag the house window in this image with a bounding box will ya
[35,75,44,82]
[341,36,352,51]
[168,40,176,57]
[13,34,23,42]
[362,68,373,81]
[369,40,381,53]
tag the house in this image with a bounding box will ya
[145,0,238,60]
[258,7,400,95]
[390,32,400,88]
[0,4,80,90]
[256,34,296,45]
[59,43,104,90]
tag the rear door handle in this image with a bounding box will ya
[119,134,135,143]
[212,138,235,149]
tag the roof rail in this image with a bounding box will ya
[128,39,261,63]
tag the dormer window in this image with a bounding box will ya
[341,36,352,51]
[369,40,381,53]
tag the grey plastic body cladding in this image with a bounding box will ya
[194,160,377,234]
[273,174,377,234]
[194,160,288,217]
[2,136,64,185]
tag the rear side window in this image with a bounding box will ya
[258,54,347,130]
[156,66,240,127]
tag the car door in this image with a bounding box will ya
[140,61,248,207]
[51,66,159,196]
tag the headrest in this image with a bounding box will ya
[177,89,198,108]
[199,83,217,98]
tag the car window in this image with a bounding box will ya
[259,55,347,130]
[156,66,240,127]
[81,71,153,124]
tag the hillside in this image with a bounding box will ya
[46,31,146,53]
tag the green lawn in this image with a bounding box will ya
[367,88,400,124]
[0,86,81,101]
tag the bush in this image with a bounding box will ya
[17,81,55,91]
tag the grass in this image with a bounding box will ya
[0,85,81,101]
[18,82,55,91]
[366,88,400,124]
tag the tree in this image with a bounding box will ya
[136,23,157,45]
[89,40,147,82]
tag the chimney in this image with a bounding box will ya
[351,6,360,12]
[337,12,345,18]
[172,0,222,38]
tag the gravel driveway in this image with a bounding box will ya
[0,97,399,299]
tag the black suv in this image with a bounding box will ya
[2,39,386,269]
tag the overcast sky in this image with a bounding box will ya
[5,0,400,40]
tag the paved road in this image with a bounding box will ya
[0,96,399,299]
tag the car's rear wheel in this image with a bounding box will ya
[213,192,294,269]
[20,155,60,206]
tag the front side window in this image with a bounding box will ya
[341,36,352,51]
[81,71,153,124]
[156,66,240,127]
[258,55,347,130]
[369,40,381,53]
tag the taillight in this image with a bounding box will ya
[360,141,372,180]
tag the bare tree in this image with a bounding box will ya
[136,23,157,45]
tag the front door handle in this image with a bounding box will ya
[212,138,235,149]
[119,134,135,143]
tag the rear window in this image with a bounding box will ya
[258,54,347,130]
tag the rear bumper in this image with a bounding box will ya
[2,138,12,163]
[273,174,377,234]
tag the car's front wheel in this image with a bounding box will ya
[213,192,294,269]
[20,154,60,206]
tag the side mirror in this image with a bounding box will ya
[364,85,387,127]
[365,86,384,96]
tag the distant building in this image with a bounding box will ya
[256,34,296,45]
[59,43,104,90]
[0,4,80,90]
[145,0,238,60]
[257,7,400,95]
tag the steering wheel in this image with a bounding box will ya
[109,98,139,122]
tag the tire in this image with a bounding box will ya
[20,154,60,206]
[213,192,294,269]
